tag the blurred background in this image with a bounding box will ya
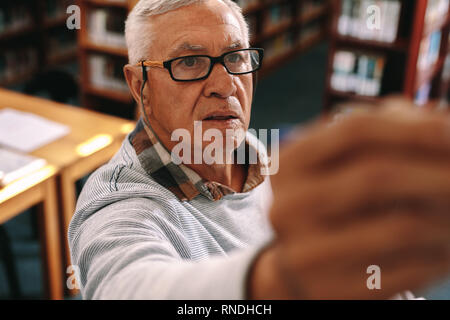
[0,0,449,299]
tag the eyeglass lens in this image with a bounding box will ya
[170,49,261,81]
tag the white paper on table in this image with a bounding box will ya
[0,108,70,153]
[0,147,47,187]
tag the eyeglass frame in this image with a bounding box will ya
[136,47,264,82]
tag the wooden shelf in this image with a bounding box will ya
[256,19,294,43]
[324,0,450,111]
[243,2,265,15]
[81,40,128,57]
[47,48,78,66]
[78,0,134,114]
[254,4,330,44]
[243,0,287,14]
[84,0,128,8]
[261,31,325,77]
[0,68,39,87]
[0,1,80,89]
[328,89,380,103]
[0,24,36,41]
[298,5,329,25]
[253,3,330,43]
[84,84,133,104]
[44,15,68,29]
[334,35,409,51]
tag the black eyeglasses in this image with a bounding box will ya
[137,48,264,82]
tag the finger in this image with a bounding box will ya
[363,249,450,300]
[275,240,450,299]
[318,249,450,300]
[271,155,450,224]
[274,212,450,299]
[379,95,417,113]
[277,209,450,268]
[278,110,450,173]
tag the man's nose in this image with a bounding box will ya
[203,63,237,98]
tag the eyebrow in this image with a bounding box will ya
[167,41,244,59]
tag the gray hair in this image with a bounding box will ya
[125,0,250,64]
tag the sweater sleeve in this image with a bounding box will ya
[68,197,266,300]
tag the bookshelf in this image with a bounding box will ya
[0,0,78,88]
[236,0,331,76]
[77,0,137,118]
[324,0,450,112]
[77,0,331,119]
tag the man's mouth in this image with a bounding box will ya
[202,112,239,121]
[204,115,238,121]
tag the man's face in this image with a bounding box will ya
[141,0,253,153]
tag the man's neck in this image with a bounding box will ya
[146,118,248,192]
[186,162,247,192]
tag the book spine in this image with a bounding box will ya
[331,50,385,96]
[338,0,352,35]
[337,0,401,43]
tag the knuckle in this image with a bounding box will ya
[357,158,397,190]
[336,115,370,143]
[395,214,423,240]
[381,96,416,111]
[414,119,447,146]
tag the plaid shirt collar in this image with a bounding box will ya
[129,118,268,202]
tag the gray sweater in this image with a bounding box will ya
[68,130,274,299]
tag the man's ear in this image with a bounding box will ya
[123,64,144,105]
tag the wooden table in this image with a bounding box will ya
[0,88,135,296]
[0,165,63,299]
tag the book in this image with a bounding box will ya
[298,20,322,44]
[331,50,357,92]
[0,148,47,187]
[349,0,361,37]
[88,8,127,48]
[47,26,77,61]
[0,2,33,34]
[331,50,385,96]
[425,0,450,25]
[415,81,432,106]
[301,0,327,13]
[357,54,370,94]
[381,0,402,43]
[89,54,129,92]
[262,31,295,60]
[44,0,72,20]
[0,46,39,85]
[338,0,353,35]
[337,0,401,43]
[417,30,442,71]
[264,2,292,32]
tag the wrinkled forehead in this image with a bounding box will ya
[149,1,245,58]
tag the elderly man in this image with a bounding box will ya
[69,0,450,299]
